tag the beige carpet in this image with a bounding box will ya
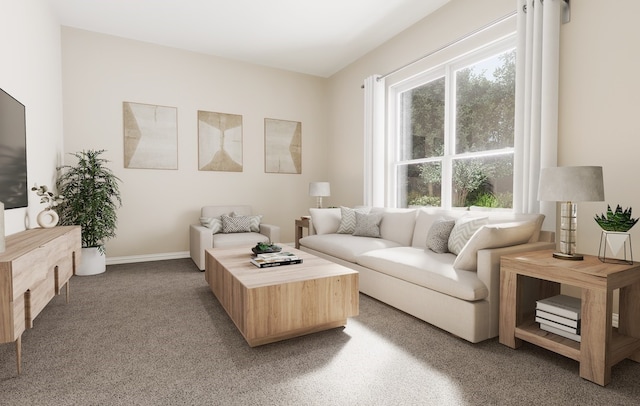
[1,259,639,405]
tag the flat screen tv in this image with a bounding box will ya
[0,87,28,209]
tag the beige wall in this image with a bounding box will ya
[1,0,64,234]
[60,28,329,260]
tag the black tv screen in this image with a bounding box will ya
[0,87,28,209]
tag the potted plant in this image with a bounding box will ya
[594,204,638,263]
[56,150,122,275]
[594,204,639,232]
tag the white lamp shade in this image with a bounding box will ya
[538,166,604,202]
[309,182,330,197]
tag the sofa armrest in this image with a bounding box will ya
[190,224,213,271]
[476,241,556,338]
[259,223,281,244]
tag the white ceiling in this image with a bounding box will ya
[47,0,449,77]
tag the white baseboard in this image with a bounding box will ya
[106,251,190,265]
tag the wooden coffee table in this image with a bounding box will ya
[204,246,359,346]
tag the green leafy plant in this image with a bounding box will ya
[56,150,122,253]
[594,204,639,232]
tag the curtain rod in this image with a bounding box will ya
[376,10,517,83]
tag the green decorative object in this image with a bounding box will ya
[594,204,639,232]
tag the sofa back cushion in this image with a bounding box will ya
[309,208,341,235]
[371,208,417,246]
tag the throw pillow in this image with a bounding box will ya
[221,214,254,233]
[230,212,262,232]
[453,221,537,271]
[200,217,223,234]
[426,218,456,253]
[352,212,383,238]
[337,206,370,234]
[448,216,489,255]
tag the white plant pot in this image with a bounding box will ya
[77,247,106,276]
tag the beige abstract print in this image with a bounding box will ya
[264,118,301,174]
[123,102,178,170]
[198,111,243,172]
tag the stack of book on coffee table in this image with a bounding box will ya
[535,294,581,342]
[250,252,303,268]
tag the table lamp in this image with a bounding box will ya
[309,182,330,208]
[538,166,604,260]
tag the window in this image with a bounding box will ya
[389,37,516,209]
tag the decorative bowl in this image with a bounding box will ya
[251,244,282,255]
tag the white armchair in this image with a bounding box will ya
[189,205,281,270]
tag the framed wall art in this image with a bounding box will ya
[198,110,243,172]
[123,102,178,170]
[264,118,301,174]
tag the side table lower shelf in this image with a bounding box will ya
[515,318,640,368]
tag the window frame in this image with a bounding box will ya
[387,34,517,209]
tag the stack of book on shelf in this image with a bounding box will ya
[250,252,303,268]
[535,294,582,342]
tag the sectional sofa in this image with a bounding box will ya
[299,206,555,343]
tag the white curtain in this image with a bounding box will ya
[363,75,385,207]
[513,0,562,226]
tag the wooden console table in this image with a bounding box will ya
[0,226,81,374]
[499,249,640,386]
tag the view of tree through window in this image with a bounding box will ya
[395,46,516,209]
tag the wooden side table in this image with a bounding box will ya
[294,217,310,249]
[499,249,640,386]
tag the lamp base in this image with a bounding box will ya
[552,252,584,261]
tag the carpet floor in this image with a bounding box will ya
[1,258,639,405]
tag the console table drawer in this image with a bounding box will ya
[11,248,49,301]
[26,268,56,328]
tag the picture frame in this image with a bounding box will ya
[198,110,243,172]
[123,102,178,170]
[264,118,302,174]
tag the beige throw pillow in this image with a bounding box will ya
[452,221,538,271]
[448,216,488,255]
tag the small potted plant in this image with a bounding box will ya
[594,205,638,232]
[594,204,638,263]
[56,150,122,275]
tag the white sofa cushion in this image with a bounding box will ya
[212,232,269,248]
[299,233,402,263]
[452,221,538,271]
[309,208,341,235]
[448,216,488,255]
[373,208,417,246]
[355,247,489,301]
